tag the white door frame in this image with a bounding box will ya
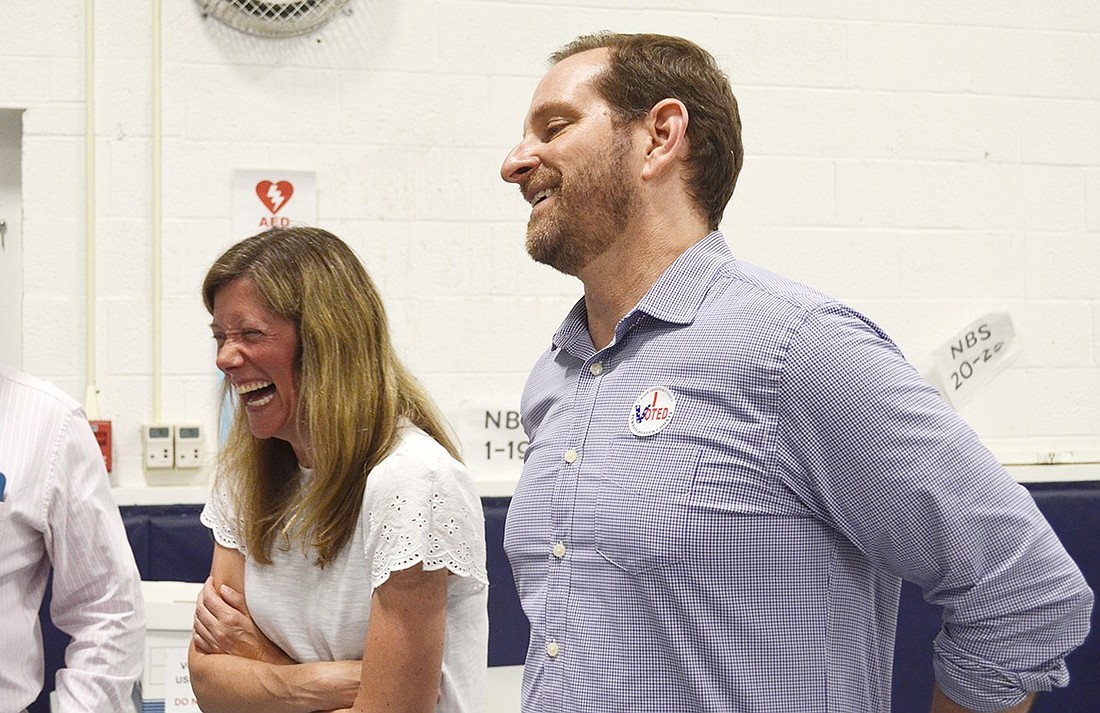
[0,108,24,369]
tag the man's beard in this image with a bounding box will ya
[525,131,639,276]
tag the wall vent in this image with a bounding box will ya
[196,0,352,38]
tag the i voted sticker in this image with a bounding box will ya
[629,386,676,437]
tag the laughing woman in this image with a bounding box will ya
[189,227,488,713]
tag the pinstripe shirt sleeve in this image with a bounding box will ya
[43,402,146,712]
[773,303,1093,710]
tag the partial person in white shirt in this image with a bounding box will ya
[189,226,489,713]
[0,363,145,713]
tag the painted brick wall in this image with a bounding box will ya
[1,0,1097,487]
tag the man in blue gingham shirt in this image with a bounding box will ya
[499,32,1092,713]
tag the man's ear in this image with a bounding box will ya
[641,98,689,181]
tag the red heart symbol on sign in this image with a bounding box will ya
[255,180,295,215]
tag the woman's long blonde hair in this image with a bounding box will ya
[203,227,461,566]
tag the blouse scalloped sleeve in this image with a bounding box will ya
[200,476,247,555]
[363,429,489,592]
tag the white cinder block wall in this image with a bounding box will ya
[1,0,1098,490]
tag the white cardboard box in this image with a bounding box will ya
[140,580,202,711]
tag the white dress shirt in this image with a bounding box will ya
[0,364,145,712]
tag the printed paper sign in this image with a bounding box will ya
[455,403,527,480]
[232,170,317,240]
[164,647,200,712]
[932,311,1020,408]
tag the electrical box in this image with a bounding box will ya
[143,424,174,469]
[174,424,204,469]
[89,419,112,472]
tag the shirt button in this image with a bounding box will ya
[546,641,559,657]
[552,541,567,558]
[563,449,578,464]
[589,362,603,376]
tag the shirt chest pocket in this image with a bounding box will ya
[594,439,701,575]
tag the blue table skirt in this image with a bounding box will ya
[33,482,1099,713]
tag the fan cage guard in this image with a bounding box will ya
[198,0,352,38]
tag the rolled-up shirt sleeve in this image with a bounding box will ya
[776,304,1094,711]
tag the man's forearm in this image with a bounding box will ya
[931,684,1035,713]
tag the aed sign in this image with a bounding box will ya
[232,169,317,240]
[932,311,1020,408]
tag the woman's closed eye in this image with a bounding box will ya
[212,328,265,346]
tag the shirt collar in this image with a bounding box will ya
[551,297,592,355]
[551,231,734,354]
[634,231,733,325]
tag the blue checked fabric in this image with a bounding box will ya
[503,231,1092,713]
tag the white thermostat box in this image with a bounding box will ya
[143,425,174,469]
[174,424,204,469]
